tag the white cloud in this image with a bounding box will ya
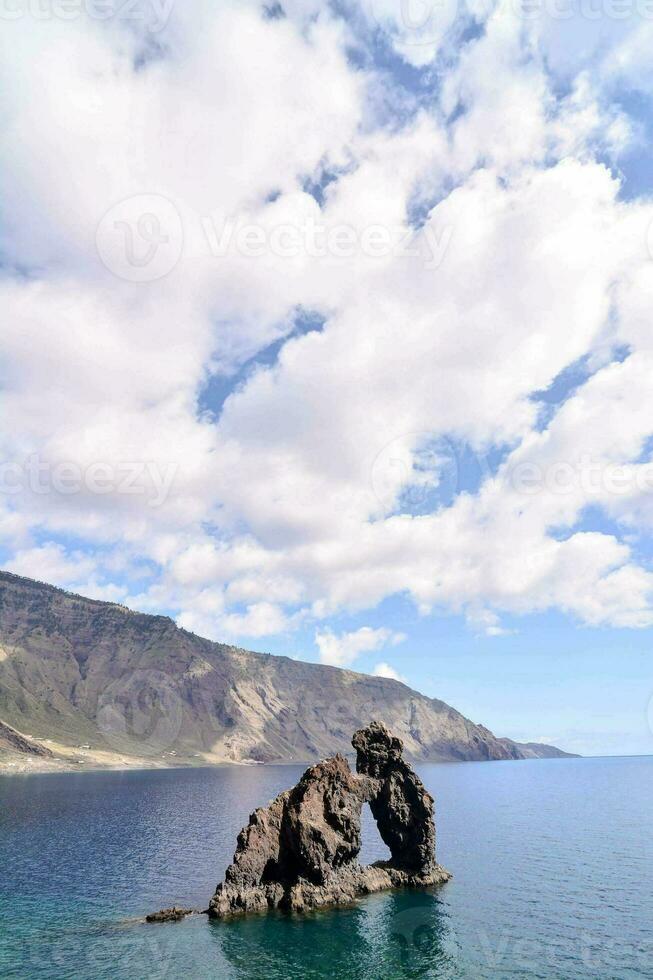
[371,661,407,683]
[0,1,653,644]
[3,543,124,601]
[5,543,93,584]
[220,602,294,639]
[177,598,294,641]
[467,608,515,638]
[315,626,406,667]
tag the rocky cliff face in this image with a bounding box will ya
[207,722,450,918]
[0,571,575,768]
[0,719,53,758]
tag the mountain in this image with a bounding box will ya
[0,571,576,771]
[500,740,574,759]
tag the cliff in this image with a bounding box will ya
[0,570,576,770]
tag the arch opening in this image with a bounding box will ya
[359,801,390,866]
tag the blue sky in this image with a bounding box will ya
[2,0,653,756]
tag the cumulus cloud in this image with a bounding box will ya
[5,543,98,588]
[371,661,407,683]
[1,0,653,643]
[315,627,406,667]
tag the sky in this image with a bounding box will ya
[1,0,653,756]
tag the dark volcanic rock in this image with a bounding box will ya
[146,906,195,923]
[207,722,451,918]
[353,721,437,875]
[283,755,376,884]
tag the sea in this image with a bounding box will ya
[1,755,651,979]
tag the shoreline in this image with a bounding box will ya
[0,720,582,778]
[0,751,266,778]
[0,751,594,778]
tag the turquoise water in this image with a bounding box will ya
[1,756,652,979]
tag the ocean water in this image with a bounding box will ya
[1,756,652,979]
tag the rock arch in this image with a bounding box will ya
[208,721,451,917]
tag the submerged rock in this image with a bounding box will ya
[208,722,451,918]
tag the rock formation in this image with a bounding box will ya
[353,722,438,875]
[145,906,195,923]
[207,722,451,918]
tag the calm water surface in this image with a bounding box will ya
[1,756,652,979]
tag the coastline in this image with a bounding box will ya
[0,755,264,777]
[0,741,266,777]
[0,716,580,778]
[0,749,588,778]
